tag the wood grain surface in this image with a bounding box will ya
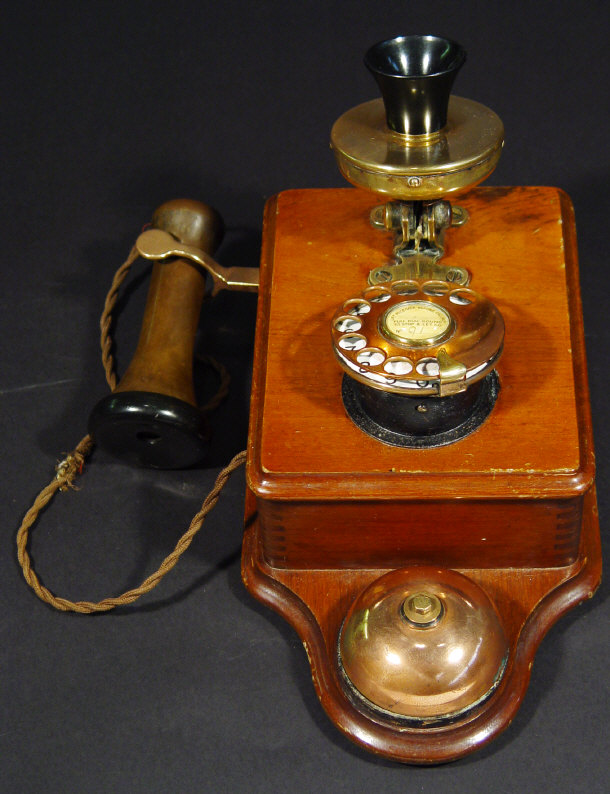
[247,187,595,569]
[242,185,600,762]
[242,486,601,764]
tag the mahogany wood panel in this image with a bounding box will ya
[242,486,601,764]
[249,187,591,496]
[242,185,600,762]
[246,187,595,570]
[259,496,581,569]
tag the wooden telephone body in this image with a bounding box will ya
[241,186,600,763]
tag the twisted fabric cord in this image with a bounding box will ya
[16,246,245,613]
[99,246,140,390]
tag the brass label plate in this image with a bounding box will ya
[381,301,453,346]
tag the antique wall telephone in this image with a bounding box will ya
[18,35,600,763]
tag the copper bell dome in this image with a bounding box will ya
[339,566,508,723]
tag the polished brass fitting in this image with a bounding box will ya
[401,592,443,625]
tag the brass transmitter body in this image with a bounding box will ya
[330,36,505,446]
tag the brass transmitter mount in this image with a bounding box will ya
[331,95,503,201]
[330,35,505,446]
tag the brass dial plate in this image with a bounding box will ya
[331,280,504,395]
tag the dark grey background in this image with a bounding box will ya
[2,1,608,791]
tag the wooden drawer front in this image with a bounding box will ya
[258,496,582,569]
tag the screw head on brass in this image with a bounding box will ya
[402,592,443,625]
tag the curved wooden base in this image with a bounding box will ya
[241,487,601,764]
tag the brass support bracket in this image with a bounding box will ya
[136,228,259,296]
[369,200,470,287]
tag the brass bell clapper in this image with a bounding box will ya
[331,36,509,726]
[331,35,504,447]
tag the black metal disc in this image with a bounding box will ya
[341,371,500,449]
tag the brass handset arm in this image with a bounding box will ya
[136,228,259,296]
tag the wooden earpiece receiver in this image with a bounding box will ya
[89,199,258,469]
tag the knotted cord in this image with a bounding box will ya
[16,246,245,613]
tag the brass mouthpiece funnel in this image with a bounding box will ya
[365,35,466,136]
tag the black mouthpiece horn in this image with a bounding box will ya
[365,35,466,135]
